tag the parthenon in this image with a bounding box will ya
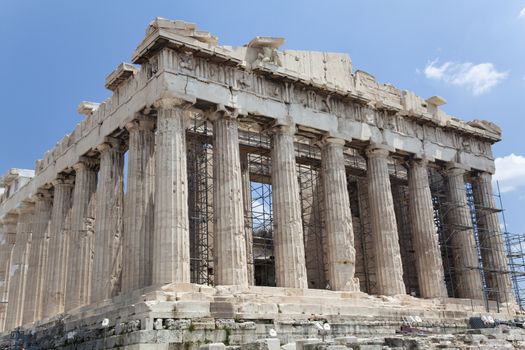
[0,18,521,349]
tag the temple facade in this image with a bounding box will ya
[0,18,518,349]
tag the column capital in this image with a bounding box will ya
[52,174,75,187]
[366,143,394,158]
[2,212,19,227]
[125,115,156,132]
[318,136,347,148]
[206,104,240,122]
[17,201,35,215]
[96,136,124,153]
[270,122,296,136]
[73,156,99,172]
[444,162,470,176]
[33,188,53,203]
[409,157,429,168]
[153,96,194,110]
[471,170,492,182]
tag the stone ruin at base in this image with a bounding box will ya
[0,17,523,349]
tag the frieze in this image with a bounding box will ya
[0,17,500,224]
[3,26,498,205]
[156,47,495,161]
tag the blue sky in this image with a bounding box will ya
[1,0,524,232]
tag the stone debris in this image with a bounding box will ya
[222,327,525,350]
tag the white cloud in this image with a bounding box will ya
[520,7,525,18]
[494,154,525,193]
[424,59,508,95]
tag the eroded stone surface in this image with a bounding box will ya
[0,17,518,349]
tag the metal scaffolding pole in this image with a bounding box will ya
[187,116,214,285]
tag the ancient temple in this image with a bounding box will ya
[0,18,518,349]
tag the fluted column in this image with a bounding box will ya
[241,151,255,285]
[408,159,447,298]
[320,138,359,291]
[122,115,155,291]
[472,171,514,303]
[23,190,52,324]
[444,165,483,299]
[271,124,308,289]
[152,100,190,285]
[366,145,405,296]
[43,175,74,318]
[91,138,124,303]
[65,158,98,311]
[0,222,6,330]
[0,214,17,331]
[5,203,34,329]
[210,109,248,286]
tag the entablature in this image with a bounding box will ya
[132,18,501,144]
[0,17,502,220]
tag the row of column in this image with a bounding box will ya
[147,102,512,302]
[0,215,17,331]
[0,99,514,330]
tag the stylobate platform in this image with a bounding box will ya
[2,283,519,349]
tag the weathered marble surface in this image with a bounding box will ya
[1,284,519,349]
[0,18,514,339]
[0,18,500,219]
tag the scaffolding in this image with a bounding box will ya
[187,116,214,285]
[248,147,275,287]
[507,233,525,308]
[466,182,491,309]
[390,160,420,297]
[242,128,275,287]
[429,169,488,303]
[429,169,457,297]
[184,116,525,309]
[495,182,525,310]
[427,168,525,311]
[392,182,419,296]
[348,176,375,294]
[296,140,326,289]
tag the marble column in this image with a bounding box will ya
[271,124,308,289]
[210,109,248,286]
[0,222,5,331]
[444,165,483,299]
[472,171,514,303]
[320,138,359,291]
[122,115,155,291]
[91,138,124,303]
[152,100,190,285]
[241,151,255,285]
[65,158,98,311]
[5,202,34,329]
[23,190,52,324]
[407,159,447,298]
[366,145,405,296]
[0,214,17,331]
[43,175,74,318]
